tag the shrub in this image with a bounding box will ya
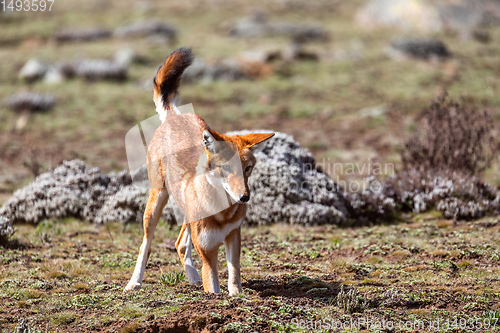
[348,95,500,222]
[401,94,499,176]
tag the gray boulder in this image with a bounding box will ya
[0,160,133,225]
[228,131,349,225]
[53,27,112,43]
[61,58,128,81]
[226,12,328,42]
[6,92,56,113]
[18,59,49,83]
[114,21,177,41]
[356,0,500,33]
[0,216,15,244]
[388,38,451,60]
[182,58,248,83]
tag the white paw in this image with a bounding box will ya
[190,280,202,286]
[228,286,242,296]
[124,282,141,291]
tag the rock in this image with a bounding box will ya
[19,59,48,83]
[183,58,248,83]
[0,160,172,226]
[114,48,136,67]
[227,131,349,225]
[19,55,129,84]
[114,21,177,40]
[14,111,30,132]
[280,43,319,61]
[387,38,451,60]
[356,0,500,33]
[384,169,500,219]
[238,44,319,65]
[226,12,328,42]
[238,50,279,64]
[356,0,442,32]
[268,21,328,43]
[227,11,269,38]
[472,29,491,43]
[43,67,65,84]
[63,58,128,81]
[0,216,14,244]
[96,182,175,224]
[6,92,56,112]
[53,27,112,43]
[439,0,500,32]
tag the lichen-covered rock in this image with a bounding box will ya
[6,92,56,112]
[345,176,397,223]
[19,49,136,84]
[95,182,172,224]
[388,38,451,60]
[356,0,443,32]
[53,27,112,43]
[0,160,133,224]
[183,59,248,83]
[114,21,177,40]
[62,59,128,81]
[228,131,349,225]
[226,12,328,42]
[18,59,49,83]
[356,0,500,33]
[0,216,15,244]
[383,169,500,219]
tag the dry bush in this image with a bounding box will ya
[401,94,499,176]
[395,95,500,219]
[348,95,500,222]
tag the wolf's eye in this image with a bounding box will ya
[222,165,231,172]
[245,165,252,174]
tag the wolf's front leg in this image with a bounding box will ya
[224,227,242,295]
[125,188,169,291]
[190,238,220,293]
[199,249,220,293]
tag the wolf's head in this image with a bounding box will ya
[202,130,274,204]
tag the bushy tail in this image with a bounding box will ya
[153,48,193,122]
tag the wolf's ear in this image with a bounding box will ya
[203,130,223,154]
[241,133,275,149]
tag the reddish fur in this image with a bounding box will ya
[126,49,274,294]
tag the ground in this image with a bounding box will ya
[1,215,499,332]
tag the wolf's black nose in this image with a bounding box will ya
[239,194,250,203]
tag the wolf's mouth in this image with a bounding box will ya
[222,183,241,202]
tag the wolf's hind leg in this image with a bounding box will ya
[175,223,202,285]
